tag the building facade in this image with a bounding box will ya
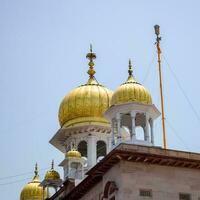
[20,46,200,200]
[60,144,200,200]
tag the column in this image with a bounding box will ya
[111,118,115,147]
[81,163,84,179]
[150,119,154,145]
[145,113,150,142]
[116,113,121,143]
[87,135,97,168]
[107,135,112,153]
[131,111,136,142]
[64,162,68,180]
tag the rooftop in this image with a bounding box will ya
[50,143,200,200]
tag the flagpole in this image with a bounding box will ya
[154,25,167,149]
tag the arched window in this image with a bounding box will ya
[103,181,118,200]
[77,141,87,157]
[96,141,106,159]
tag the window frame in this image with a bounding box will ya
[139,189,153,198]
[179,193,191,200]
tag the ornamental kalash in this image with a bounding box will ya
[20,45,160,199]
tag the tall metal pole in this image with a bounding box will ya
[154,25,167,149]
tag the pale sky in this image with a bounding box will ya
[1,0,200,199]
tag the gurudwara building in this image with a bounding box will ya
[20,35,200,199]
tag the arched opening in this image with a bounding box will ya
[96,141,106,159]
[77,141,87,157]
[47,187,54,197]
[121,113,131,128]
[135,126,145,140]
[103,181,118,199]
[121,126,131,141]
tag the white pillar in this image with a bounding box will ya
[81,163,84,179]
[150,119,154,145]
[111,119,115,146]
[131,111,136,142]
[68,161,72,179]
[87,135,97,168]
[64,163,68,180]
[107,135,112,153]
[116,113,121,143]
[145,113,150,142]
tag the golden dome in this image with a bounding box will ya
[59,46,113,128]
[111,60,152,106]
[20,164,48,200]
[44,160,60,181]
[66,149,82,159]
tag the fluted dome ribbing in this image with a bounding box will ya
[59,78,113,127]
[111,60,152,106]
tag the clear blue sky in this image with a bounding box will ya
[1,0,200,199]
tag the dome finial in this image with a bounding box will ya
[90,43,93,52]
[72,141,76,150]
[128,59,133,76]
[126,59,136,83]
[34,163,38,176]
[86,44,97,81]
[32,163,40,182]
[51,160,54,170]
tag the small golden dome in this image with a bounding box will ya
[59,46,113,127]
[66,149,82,159]
[20,164,48,200]
[111,60,152,106]
[44,160,60,181]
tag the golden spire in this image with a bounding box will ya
[128,59,133,76]
[126,59,137,83]
[86,44,97,84]
[154,25,167,149]
[32,163,40,182]
[51,160,54,170]
[71,141,76,150]
[34,163,38,176]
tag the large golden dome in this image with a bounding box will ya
[20,164,48,200]
[59,46,113,128]
[111,60,152,106]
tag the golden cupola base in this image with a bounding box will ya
[111,60,152,106]
[58,45,113,128]
[20,164,48,200]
